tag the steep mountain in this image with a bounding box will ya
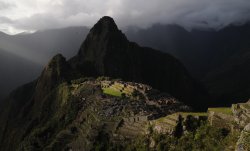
[125,24,212,78]
[70,16,208,109]
[0,27,89,99]
[126,23,250,105]
[2,22,250,106]
[201,24,250,105]
[2,21,250,106]
[0,54,73,151]
[0,16,209,150]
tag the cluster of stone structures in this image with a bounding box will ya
[99,80,191,139]
[100,80,249,150]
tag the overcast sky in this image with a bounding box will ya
[0,0,250,34]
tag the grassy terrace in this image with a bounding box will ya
[208,107,232,115]
[102,82,135,97]
[102,87,123,97]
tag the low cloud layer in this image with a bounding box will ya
[0,0,250,34]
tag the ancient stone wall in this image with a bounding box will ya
[208,111,234,130]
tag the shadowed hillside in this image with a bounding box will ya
[0,27,89,99]
[126,23,250,105]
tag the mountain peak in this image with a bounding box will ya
[47,53,66,67]
[91,16,118,33]
[75,16,128,61]
[36,54,70,94]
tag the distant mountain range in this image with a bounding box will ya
[0,27,89,98]
[126,23,250,105]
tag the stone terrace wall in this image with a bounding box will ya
[208,111,234,130]
[123,116,149,123]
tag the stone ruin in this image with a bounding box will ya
[208,101,250,131]
[208,109,234,130]
[232,102,250,129]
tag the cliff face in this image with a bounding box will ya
[70,16,209,109]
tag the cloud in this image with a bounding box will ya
[0,16,13,24]
[1,0,250,34]
[0,1,15,10]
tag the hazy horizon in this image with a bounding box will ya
[0,0,250,34]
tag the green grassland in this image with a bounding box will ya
[208,107,232,115]
[102,83,135,97]
[102,87,123,97]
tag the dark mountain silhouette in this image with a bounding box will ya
[126,23,250,105]
[126,24,219,78]
[1,17,250,106]
[0,21,250,105]
[70,16,208,109]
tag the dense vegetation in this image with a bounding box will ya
[93,122,240,151]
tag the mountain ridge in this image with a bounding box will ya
[70,16,209,109]
[126,23,250,105]
[2,21,250,103]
